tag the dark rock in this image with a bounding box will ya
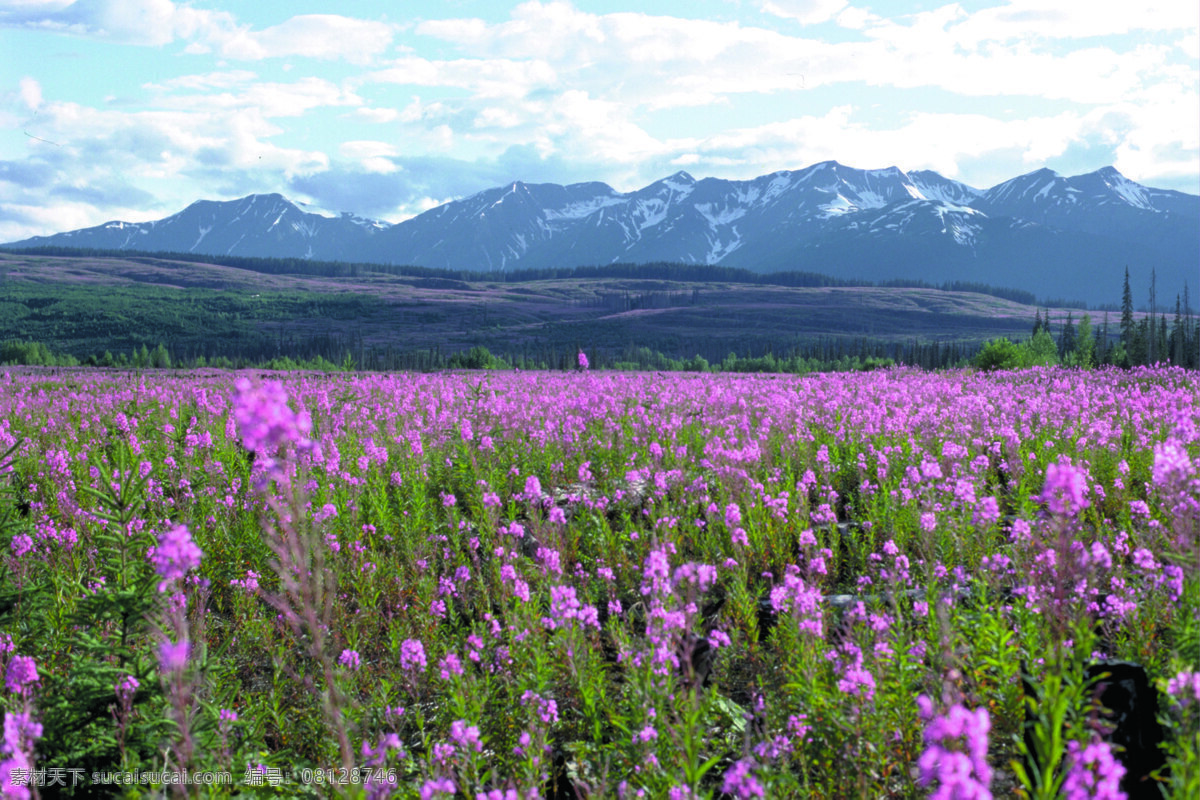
[1022,660,1167,800]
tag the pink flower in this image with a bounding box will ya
[1062,738,1125,800]
[4,657,38,695]
[232,379,319,478]
[1041,458,1089,517]
[721,758,765,798]
[158,639,190,673]
[149,523,202,592]
[401,639,427,673]
[917,696,992,799]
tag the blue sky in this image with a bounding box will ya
[1,0,1197,241]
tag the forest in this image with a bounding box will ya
[0,249,1194,373]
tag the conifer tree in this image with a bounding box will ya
[1059,311,1076,359]
[1120,267,1135,352]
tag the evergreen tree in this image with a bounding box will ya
[1120,267,1135,353]
[1098,313,1110,365]
[1032,309,1044,336]
[1131,318,1148,366]
[1148,268,1158,364]
[1171,294,1183,365]
[1157,315,1169,366]
[1058,311,1076,359]
[150,343,172,369]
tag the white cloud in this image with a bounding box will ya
[3,0,1196,238]
[148,77,362,119]
[142,70,257,92]
[215,14,395,64]
[946,0,1196,44]
[759,0,848,25]
[18,76,42,110]
[0,2,394,63]
[352,106,401,124]
[0,0,242,46]
[339,140,399,174]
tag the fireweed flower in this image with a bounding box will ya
[158,639,190,674]
[721,758,765,798]
[1167,670,1200,709]
[916,695,992,800]
[4,656,38,696]
[577,350,589,371]
[338,649,361,671]
[149,522,202,592]
[770,565,824,637]
[449,720,483,752]
[115,675,138,706]
[0,710,42,799]
[232,378,319,477]
[1062,738,1126,800]
[1041,458,1089,517]
[400,639,427,673]
[420,777,456,799]
[1152,440,1195,489]
[438,652,464,680]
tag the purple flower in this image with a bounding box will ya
[158,639,190,673]
[338,649,361,671]
[1041,458,1089,517]
[1,710,42,799]
[917,696,992,800]
[449,719,482,752]
[577,350,589,371]
[522,475,542,502]
[400,639,427,673]
[231,570,260,592]
[115,675,138,705]
[420,777,456,799]
[721,758,765,798]
[149,523,202,592]
[1167,670,1200,709]
[4,656,38,695]
[1152,440,1195,489]
[1062,738,1126,800]
[438,652,463,680]
[232,379,318,477]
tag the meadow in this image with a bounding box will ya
[0,365,1196,798]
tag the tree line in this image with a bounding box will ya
[974,267,1197,370]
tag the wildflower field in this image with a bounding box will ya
[0,366,1197,798]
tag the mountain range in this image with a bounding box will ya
[5,162,1196,306]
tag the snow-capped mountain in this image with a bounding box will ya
[5,163,1196,305]
[12,193,388,262]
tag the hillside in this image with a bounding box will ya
[0,251,1112,368]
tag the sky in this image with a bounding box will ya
[1,0,1197,242]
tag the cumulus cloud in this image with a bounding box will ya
[2,0,1196,240]
[18,76,42,110]
[760,0,848,25]
[0,1,394,63]
[213,14,396,64]
[0,0,239,46]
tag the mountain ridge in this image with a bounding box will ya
[5,162,1196,306]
